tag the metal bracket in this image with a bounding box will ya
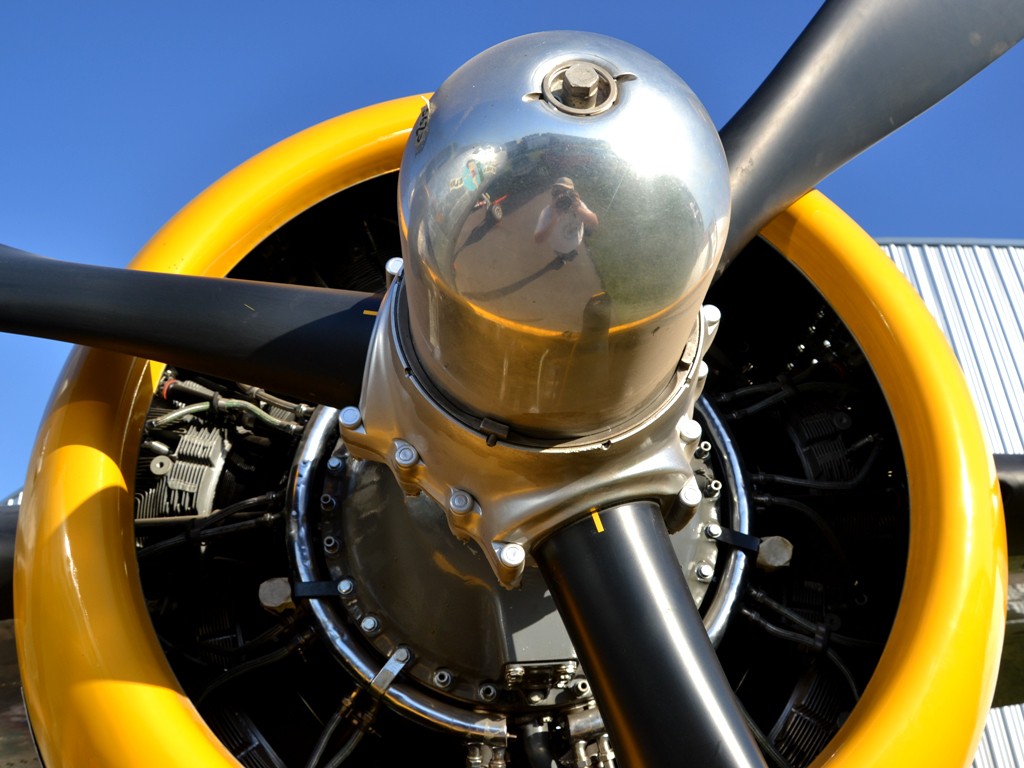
[370,646,413,698]
[292,580,342,599]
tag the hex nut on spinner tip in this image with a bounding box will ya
[564,62,600,104]
[339,406,362,430]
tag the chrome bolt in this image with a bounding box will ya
[696,562,715,581]
[705,523,723,540]
[385,257,404,290]
[679,418,702,443]
[326,456,344,474]
[393,646,411,663]
[433,669,454,689]
[706,479,723,500]
[339,406,362,430]
[574,741,590,766]
[499,542,526,568]
[695,440,712,460]
[703,304,722,335]
[360,615,380,633]
[320,494,336,511]
[680,480,703,509]
[337,578,355,596]
[385,257,404,277]
[449,489,474,514]
[323,535,339,554]
[394,441,419,468]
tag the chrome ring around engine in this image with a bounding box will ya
[286,396,749,734]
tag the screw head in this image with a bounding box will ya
[696,562,715,581]
[337,578,355,596]
[393,646,411,663]
[449,489,474,514]
[679,419,702,443]
[705,523,723,540]
[360,615,380,633]
[499,542,526,568]
[339,406,362,430]
[680,481,703,508]
[326,456,344,474]
[394,442,419,468]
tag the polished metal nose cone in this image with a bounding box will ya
[398,31,730,439]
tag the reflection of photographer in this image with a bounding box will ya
[555,187,577,210]
[534,177,599,264]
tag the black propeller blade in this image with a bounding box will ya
[536,502,768,768]
[0,244,378,408]
[719,0,1024,271]
[2,3,1023,762]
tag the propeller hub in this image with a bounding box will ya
[398,31,730,439]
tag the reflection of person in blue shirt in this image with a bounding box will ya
[534,177,599,265]
[462,159,483,192]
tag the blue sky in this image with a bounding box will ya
[1,1,1022,496]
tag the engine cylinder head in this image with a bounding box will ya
[398,31,730,438]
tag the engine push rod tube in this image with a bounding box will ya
[534,502,766,768]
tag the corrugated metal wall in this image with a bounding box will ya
[881,240,1024,455]
[880,241,1024,766]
